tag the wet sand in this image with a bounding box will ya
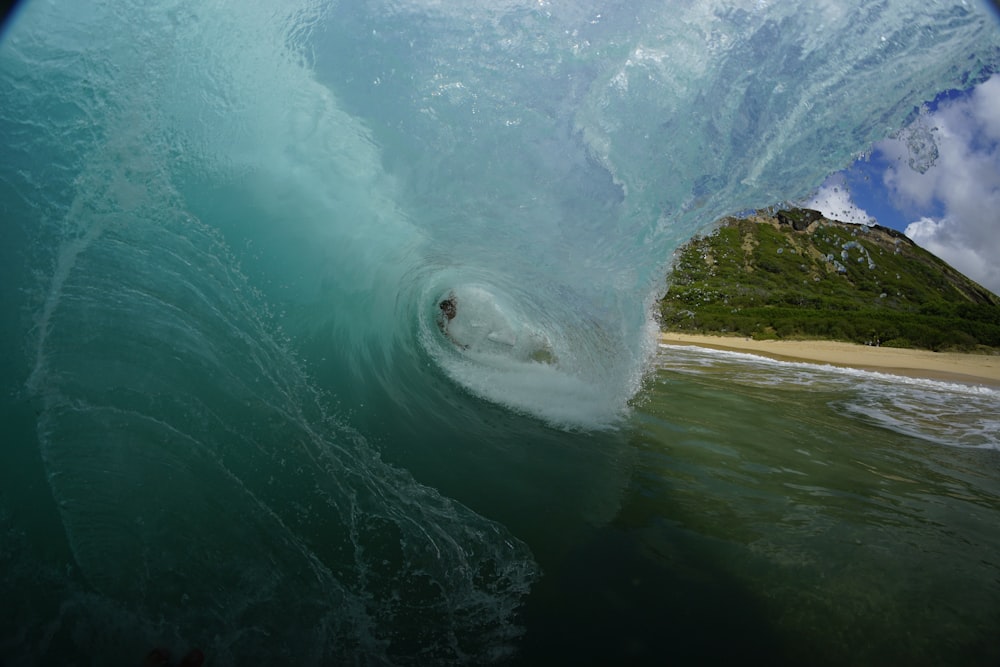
[659,333,1000,387]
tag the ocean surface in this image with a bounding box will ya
[1,1,999,664]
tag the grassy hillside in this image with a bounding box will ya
[659,208,1000,351]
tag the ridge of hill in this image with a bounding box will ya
[658,208,1000,351]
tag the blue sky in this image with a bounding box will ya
[805,73,1000,295]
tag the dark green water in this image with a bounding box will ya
[3,343,1000,665]
[527,348,1000,666]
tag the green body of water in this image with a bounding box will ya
[521,347,1000,665]
[2,1,1000,664]
[5,345,998,665]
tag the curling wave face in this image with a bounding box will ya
[3,1,539,663]
[1,0,998,663]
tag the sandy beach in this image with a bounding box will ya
[659,332,1000,387]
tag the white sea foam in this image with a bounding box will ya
[658,344,1000,450]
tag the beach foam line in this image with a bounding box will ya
[658,333,1000,387]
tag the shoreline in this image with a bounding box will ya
[658,332,1000,387]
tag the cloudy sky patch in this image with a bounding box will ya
[882,74,1000,295]
[805,74,1000,296]
[806,174,877,226]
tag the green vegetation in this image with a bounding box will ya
[659,208,1000,352]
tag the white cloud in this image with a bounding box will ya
[806,175,876,225]
[905,216,1000,295]
[969,73,1000,141]
[879,74,1000,296]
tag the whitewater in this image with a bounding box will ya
[1,0,999,664]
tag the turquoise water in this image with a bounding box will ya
[1,1,999,664]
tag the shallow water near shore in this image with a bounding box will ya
[667,348,997,655]
[510,345,1000,665]
[2,0,1000,664]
